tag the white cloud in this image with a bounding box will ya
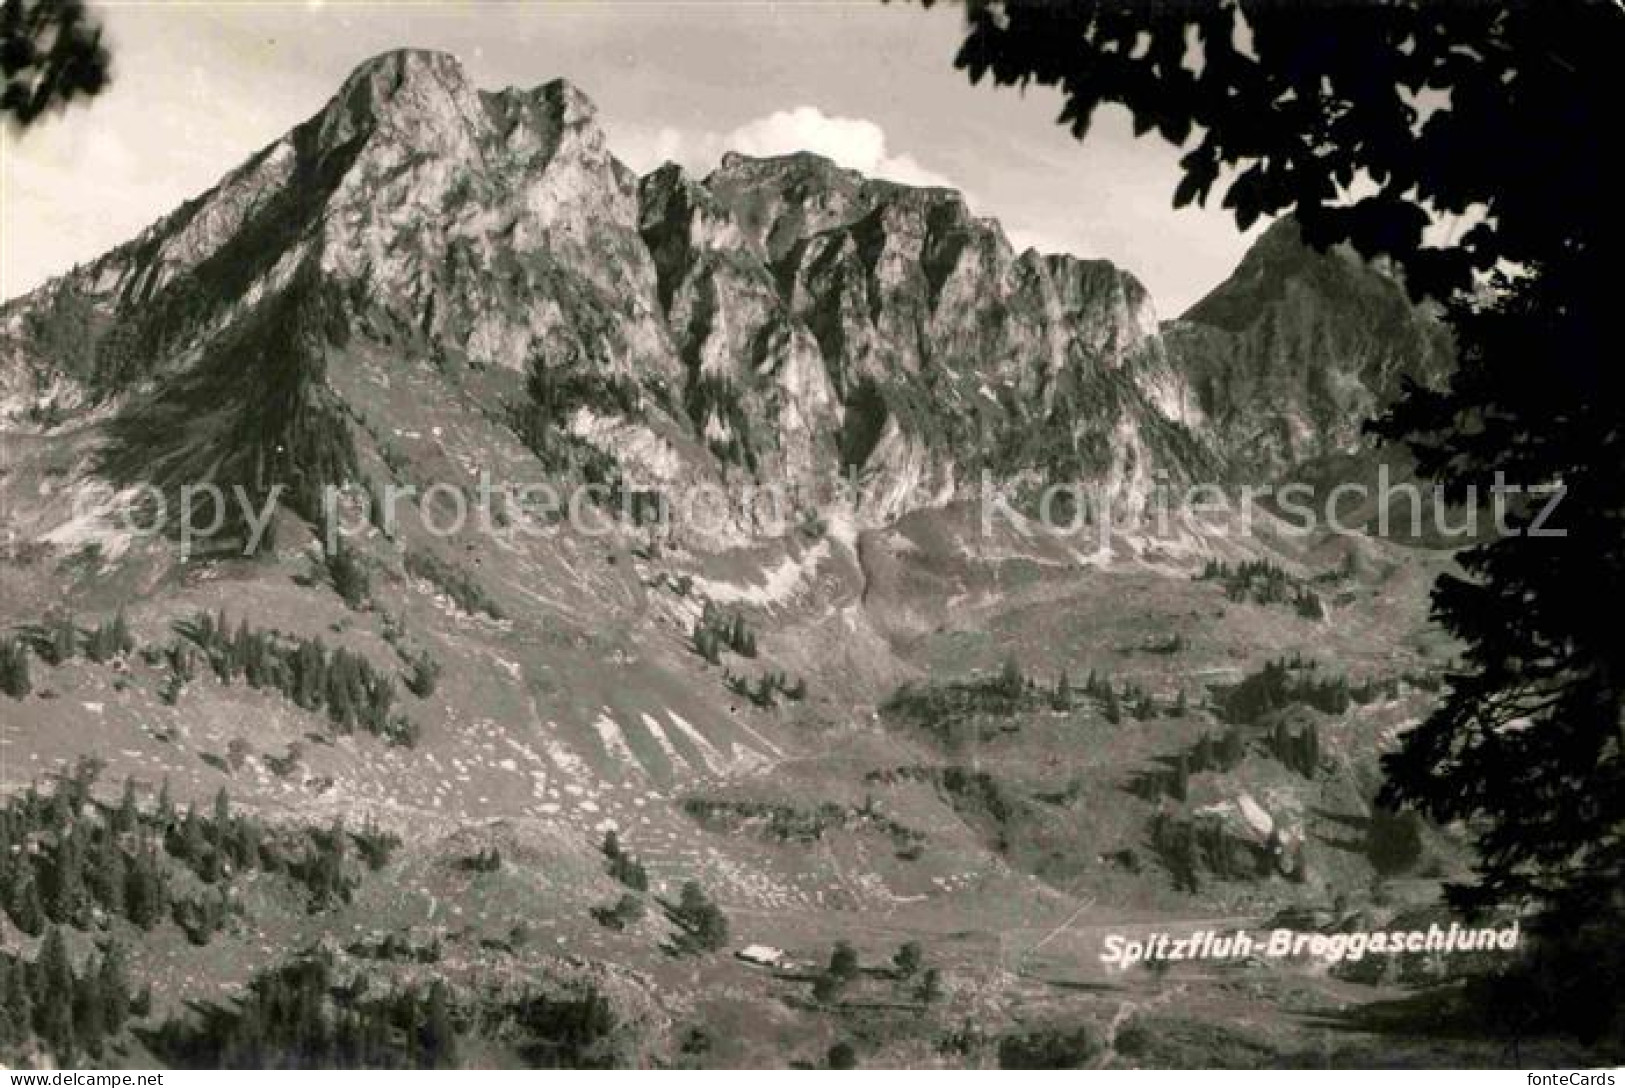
[612,105,955,190]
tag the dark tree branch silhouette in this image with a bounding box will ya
[925,0,1623,937]
[1,0,109,129]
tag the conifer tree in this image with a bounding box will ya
[1102,685,1121,725]
[87,835,126,915]
[423,979,458,1068]
[1218,728,1245,770]
[404,649,440,697]
[213,786,231,831]
[155,778,175,830]
[674,880,729,952]
[0,637,32,698]
[72,961,106,1057]
[828,940,859,982]
[124,844,167,929]
[893,940,923,979]
[327,541,371,610]
[174,803,206,865]
[85,610,134,664]
[48,829,89,924]
[114,777,139,838]
[42,611,78,665]
[1050,670,1073,712]
[35,927,76,1059]
[693,622,721,665]
[997,657,1024,699]
[9,867,45,935]
[3,958,32,1046]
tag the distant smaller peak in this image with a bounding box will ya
[714,149,851,177]
[535,77,598,121]
[638,160,699,200]
[640,161,702,194]
[645,160,689,181]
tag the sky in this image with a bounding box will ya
[0,0,1269,316]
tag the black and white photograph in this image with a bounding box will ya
[0,0,1620,1073]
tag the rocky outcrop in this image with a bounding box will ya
[637,162,841,501]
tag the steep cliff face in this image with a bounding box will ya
[0,50,1442,543]
[636,161,842,503]
[661,151,1218,521]
[1163,218,1454,478]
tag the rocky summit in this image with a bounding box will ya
[0,49,1502,1070]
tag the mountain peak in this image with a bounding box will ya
[1166,215,1453,473]
[316,47,478,151]
[343,47,469,91]
[334,48,472,112]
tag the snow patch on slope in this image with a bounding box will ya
[590,711,646,778]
